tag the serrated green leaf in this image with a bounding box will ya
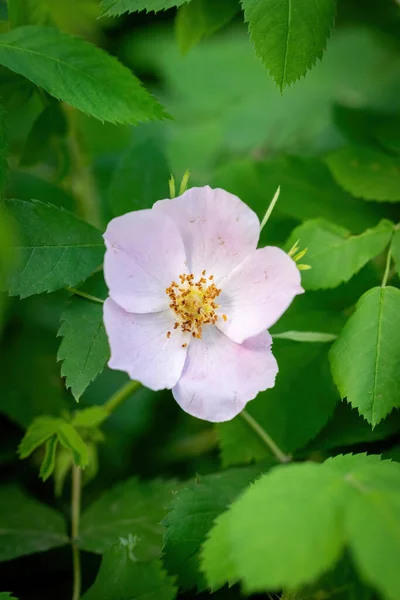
[392,228,400,278]
[272,330,337,342]
[57,422,89,468]
[330,286,400,426]
[2,199,104,298]
[108,135,170,217]
[202,462,345,592]
[71,406,109,429]
[82,542,177,600]
[0,484,68,561]
[200,510,239,591]
[242,0,336,91]
[58,274,109,400]
[286,219,393,290]
[18,415,62,459]
[39,435,58,481]
[0,26,165,124]
[217,340,339,466]
[101,0,190,17]
[79,478,179,557]
[346,491,400,600]
[175,0,239,54]
[306,401,400,453]
[163,464,267,591]
[251,157,384,233]
[326,145,400,202]
[202,454,400,594]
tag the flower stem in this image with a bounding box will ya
[381,242,393,288]
[239,409,291,464]
[71,464,82,600]
[104,380,142,415]
[67,288,104,304]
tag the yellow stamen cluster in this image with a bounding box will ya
[166,270,226,340]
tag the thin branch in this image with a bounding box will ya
[240,409,291,464]
[68,288,104,304]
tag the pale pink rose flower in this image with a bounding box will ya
[103,186,303,422]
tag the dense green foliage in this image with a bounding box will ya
[0,1,399,599]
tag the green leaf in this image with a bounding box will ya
[217,340,339,466]
[163,464,267,591]
[242,0,336,91]
[2,199,104,298]
[202,462,345,592]
[326,145,400,202]
[57,423,89,468]
[272,330,337,342]
[18,415,62,459]
[58,274,109,400]
[101,0,190,17]
[306,401,400,454]
[286,219,393,290]
[82,542,177,600]
[175,0,239,54]
[79,478,179,557]
[109,135,170,217]
[346,491,400,600]
[0,26,165,124]
[39,435,58,481]
[71,406,109,429]
[330,286,400,426]
[251,157,385,233]
[202,454,400,594]
[391,228,400,277]
[200,511,239,591]
[0,593,19,599]
[19,415,89,470]
[0,484,68,561]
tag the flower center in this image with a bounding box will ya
[166,270,227,340]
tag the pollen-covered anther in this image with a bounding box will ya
[165,270,222,338]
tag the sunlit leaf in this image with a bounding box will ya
[242,0,336,90]
[286,219,393,289]
[0,26,165,124]
[330,286,400,426]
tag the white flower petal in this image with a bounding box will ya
[217,247,304,343]
[104,298,188,390]
[153,186,260,281]
[104,209,187,313]
[172,326,278,422]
